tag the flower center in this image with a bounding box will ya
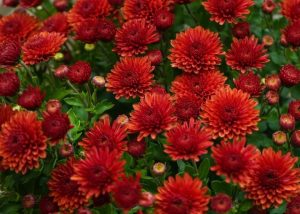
[261,169,280,189]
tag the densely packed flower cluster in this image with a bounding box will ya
[1,0,300,213]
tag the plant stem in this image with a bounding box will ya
[193,160,199,177]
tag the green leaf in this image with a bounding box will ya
[94,100,114,115]
[198,158,210,180]
[177,160,186,173]
[211,180,232,195]
[239,200,253,212]
[64,97,83,107]
[270,202,287,214]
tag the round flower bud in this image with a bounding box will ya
[152,162,166,176]
[266,90,279,105]
[17,86,45,110]
[92,76,106,88]
[67,61,92,84]
[146,50,163,66]
[46,99,62,113]
[280,114,295,131]
[0,71,20,97]
[84,43,95,51]
[0,40,21,67]
[272,131,287,145]
[154,10,174,30]
[232,22,250,39]
[291,130,300,147]
[3,0,19,7]
[210,193,232,214]
[139,192,155,207]
[116,114,129,126]
[262,35,274,47]
[262,0,276,14]
[54,64,69,79]
[39,196,59,214]
[53,0,68,11]
[265,74,281,91]
[98,19,116,41]
[127,140,146,158]
[54,52,64,61]
[288,100,300,120]
[279,64,300,87]
[59,143,74,158]
[22,194,35,209]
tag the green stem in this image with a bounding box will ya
[193,160,199,177]
[67,81,88,107]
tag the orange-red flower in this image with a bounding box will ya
[17,86,45,110]
[171,71,227,107]
[174,94,201,122]
[128,92,176,141]
[0,105,15,129]
[71,147,125,199]
[114,19,160,57]
[169,26,223,74]
[79,115,127,153]
[211,139,259,185]
[165,118,213,161]
[155,173,210,214]
[202,0,254,25]
[234,71,263,97]
[281,0,300,21]
[0,13,38,42]
[48,159,88,212]
[243,148,300,209]
[0,111,47,174]
[226,36,269,73]
[22,32,66,65]
[40,13,69,35]
[106,57,154,99]
[282,20,300,48]
[201,87,260,140]
[0,40,21,68]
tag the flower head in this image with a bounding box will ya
[279,64,300,87]
[0,40,21,67]
[40,13,69,35]
[17,86,45,110]
[0,71,20,97]
[289,100,300,120]
[282,20,300,48]
[66,61,92,84]
[169,26,223,74]
[282,0,300,21]
[0,105,15,129]
[210,194,232,214]
[234,71,263,97]
[174,94,201,122]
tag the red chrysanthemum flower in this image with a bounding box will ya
[282,0,300,21]
[73,19,101,43]
[66,61,92,84]
[0,105,15,129]
[0,71,20,97]
[68,0,112,28]
[40,13,69,35]
[79,115,127,153]
[282,20,300,48]
[171,71,227,107]
[71,147,126,199]
[155,173,210,214]
[226,36,269,73]
[169,26,223,74]
[287,195,300,214]
[0,111,47,174]
[211,139,259,185]
[97,19,116,41]
[17,86,45,110]
[210,193,232,214]
[0,40,21,67]
[22,32,66,65]
[0,13,38,42]
[289,101,300,120]
[234,71,263,97]
[48,159,88,212]
[201,87,260,140]
[128,92,176,141]
[279,64,300,87]
[174,94,201,122]
[165,118,213,161]
[114,19,160,57]
[111,174,142,211]
[243,148,300,209]
[106,57,154,99]
[232,22,250,39]
[20,0,41,7]
[202,0,254,25]
[42,111,72,145]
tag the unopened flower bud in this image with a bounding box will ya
[262,35,274,47]
[59,143,74,158]
[265,74,281,91]
[291,130,300,147]
[22,194,35,209]
[266,90,279,105]
[280,113,295,131]
[46,99,62,113]
[139,192,155,207]
[272,131,287,145]
[152,162,166,176]
[92,76,106,88]
[54,52,64,61]
[84,43,95,51]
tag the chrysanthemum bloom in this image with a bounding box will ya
[48,159,88,212]
[128,92,176,141]
[114,19,160,57]
[20,0,41,7]
[0,105,15,129]
[211,139,259,185]
[155,173,210,214]
[71,147,125,199]
[40,13,69,35]
[174,94,201,122]
[0,13,38,41]
[282,20,300,48]
[289,101,300,120]
[232,22,250,39]
[169,26,223,74]
[127,139,147,158]
[79,115,127,153]
[165,118,212,161]
[42,111,72,145]
[243,148,300,209]
[279,64,300,87]
[202,0,254,25]
[68,0,112,28]
[97,19,116,41]
[0,71,20,97]
[201,87,260,140]
[22,32,66,65]
[146,50,163,66]
[0,40,21,67]
[0,111,47,174]
[106,57,154,99]
[226,36,269,73]
[287,195,300,214]
[234,71,263,97]
[73,19,102,43]
[66,61,92,84]
[210,194,232,214]
[282,0,300,21]
[171,71,227,107]
[111,174,142,211]
[153,9,174,30]
[17,86,45,110]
